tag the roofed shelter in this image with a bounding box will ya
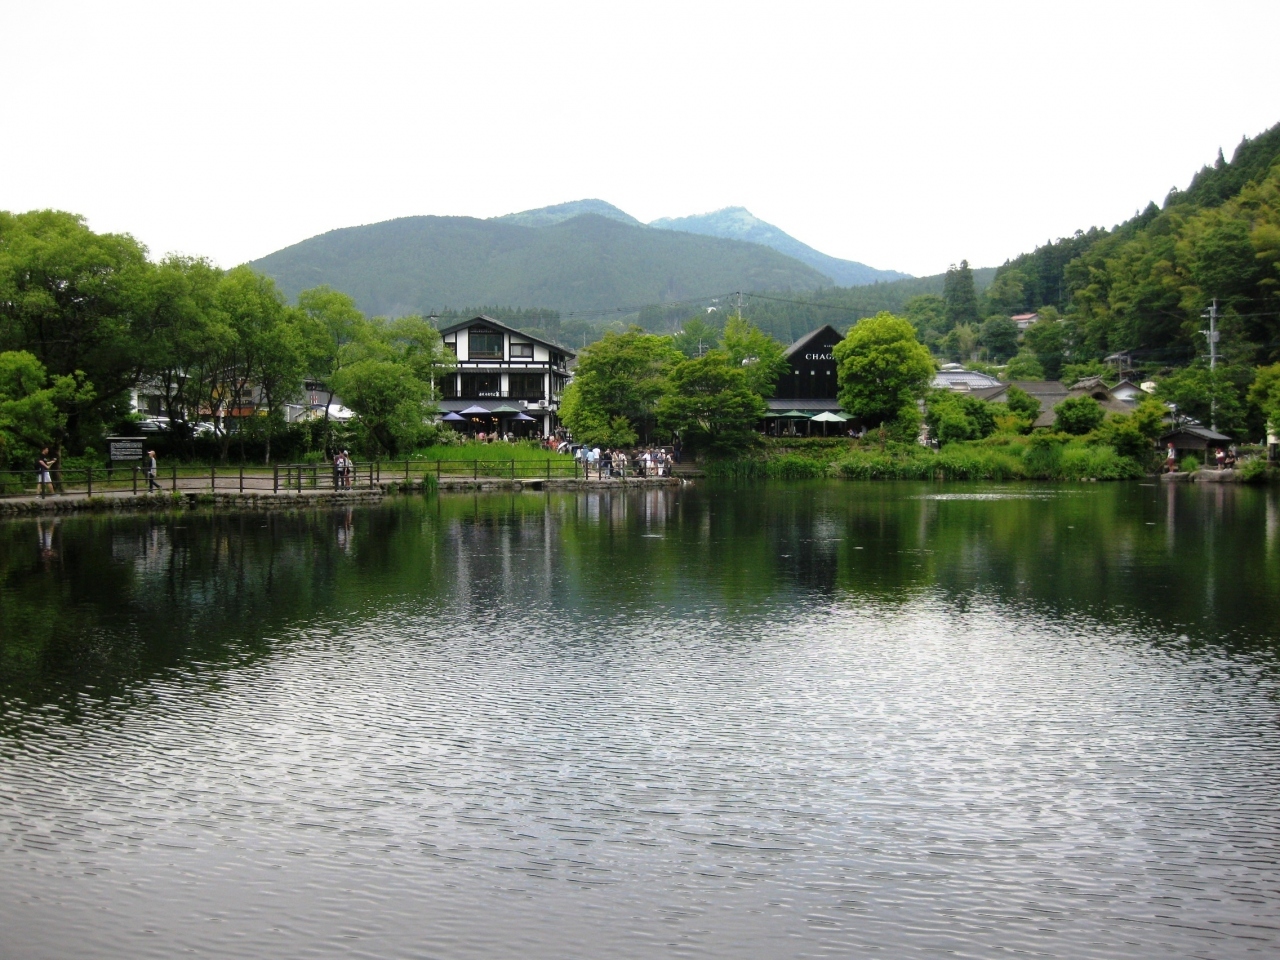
[1161,425,1231,460]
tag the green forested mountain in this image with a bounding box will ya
[251,212,831,317]
[649,207,909,286]
[493,199,642,228]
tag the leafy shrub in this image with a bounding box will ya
[1181,454,1201,472]
[1054,396,1105,435]
[1237,457,1271,483]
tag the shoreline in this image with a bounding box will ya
[0,476,685,517]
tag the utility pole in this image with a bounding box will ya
[1202,298,1219,432]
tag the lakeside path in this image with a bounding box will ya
[0,475,685,516]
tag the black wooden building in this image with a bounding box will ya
[768,324,843,414]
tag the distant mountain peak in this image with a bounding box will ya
[494,199,642,228]
[650,207,909,287]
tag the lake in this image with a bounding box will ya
[1,482,1279,959]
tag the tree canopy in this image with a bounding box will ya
[834,312,936,426]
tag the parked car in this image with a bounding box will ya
[138,416,171,433]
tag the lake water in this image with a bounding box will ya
[1,482,1279,959]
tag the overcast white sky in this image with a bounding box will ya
[2,1,1278,280]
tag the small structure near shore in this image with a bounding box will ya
[1160,424,1231,461]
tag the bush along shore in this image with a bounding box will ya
[703,436,1276,483]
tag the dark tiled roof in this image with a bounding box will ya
[436,315,576,357]
[765,398,844,412]
[1162,425,1231,442]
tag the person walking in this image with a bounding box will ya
[1165,442,1177,473]
[145,450,162,490]
[36,447,56,498]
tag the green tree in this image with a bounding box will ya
[924,390,997,445]
[330,358,432,456]
[1248,363,1280,432]
[1022,320,1065,380]
[943,260,980,329]
[203,266,293,462]
[904,294,947,334]
[983,269,1027,317]
[1004,352,1044,380]
[0,210,154,451]
[1094,398,1167,464]
[834,312,935,427]
[980,315,1020,362]
[143,256,225,440]
[671,316,722,358]
[1054,395,1105,435]
[0,351,93,464]
[939,323,979,362]
[720,315,788,398]
[657,352,765,452]
[559,327,681,445]
[1005,385,1041,422]
[297,285,365,448]
[1157,364,1249,438]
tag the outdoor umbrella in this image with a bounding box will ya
[512,412,537,421]
[489,404,521,414]
[777,410,812,437]
[810,410,846,436]
[459,405,490,415]
[442,412,466,422]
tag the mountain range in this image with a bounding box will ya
[251,200,907,318]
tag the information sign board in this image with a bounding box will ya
[108,439,145,461]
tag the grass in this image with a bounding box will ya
[408,441,571,462]
[708,433,1148,482]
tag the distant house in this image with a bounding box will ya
[1011,312,1039,331]
[437,316,575,436]
[768,325,844,416]
[981,376,1158,428]
[932,363,1002,392]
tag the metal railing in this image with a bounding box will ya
[0,456,674,499]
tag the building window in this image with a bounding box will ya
[510,342,533,359]
[509,373,543,399]
[469,330,504,359]
[443,340,456,355]
[460,373,502,397]
[439,376,459,399]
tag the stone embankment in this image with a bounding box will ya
[1162,468,1243,483]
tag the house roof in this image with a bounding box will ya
[436,315,576,357]
[932,368,1002,390]
[765,398,843,413]
[1011,313,1038,322]
[1162,425,1231,443]
[783,325,843,359]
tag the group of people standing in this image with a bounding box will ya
[331,450,357,489]
[575,446,675,479]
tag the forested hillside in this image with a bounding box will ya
[252,213,831,316]
[982,123,1280,366]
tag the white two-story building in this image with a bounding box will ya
[437,316,575,436]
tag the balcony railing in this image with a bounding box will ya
[440,390,559,402]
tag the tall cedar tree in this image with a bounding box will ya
[943,260,980,330]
